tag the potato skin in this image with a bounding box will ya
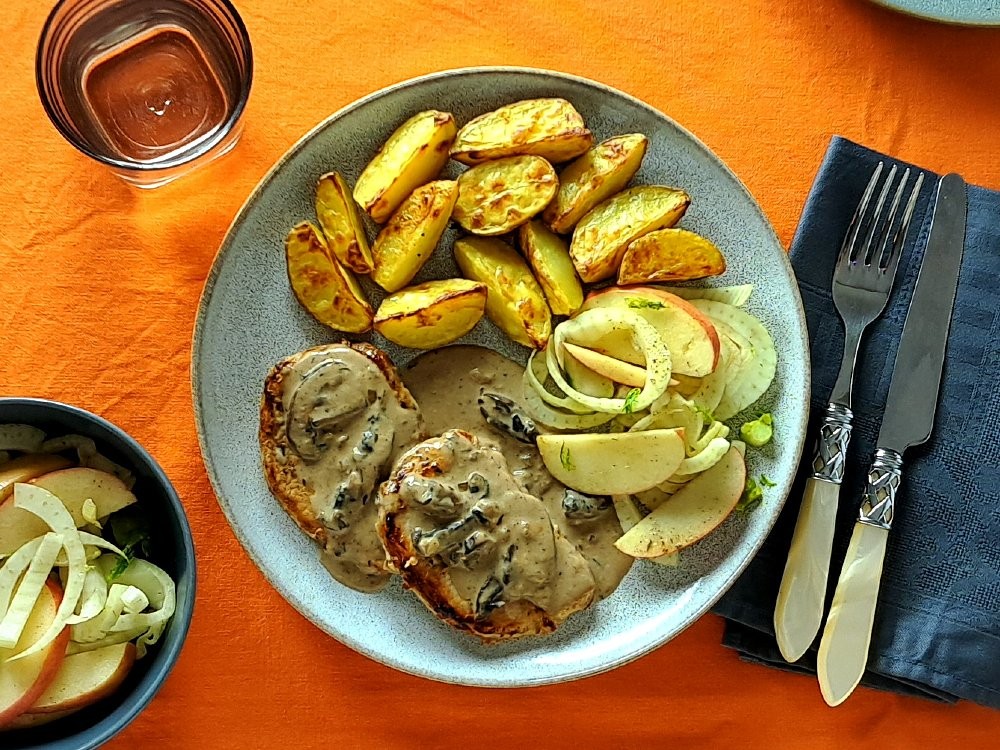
[618,228,727,285]
[371,180,458,292]
[543,134,648,234]
[518,220,583,316]
[374,279,487,350]
[451,98,593,165]
[284,222,373,333]
[570,186,690,283]
[454,237,552,348]
[315,171,373,274]
[453,156,558,236]
[354,110,457,223]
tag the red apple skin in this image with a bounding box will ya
[4,707,78,729]
[29,642,137,714]
[580,286,721,374]
[0,579,71,729]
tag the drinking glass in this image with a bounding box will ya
[36,0,253,188]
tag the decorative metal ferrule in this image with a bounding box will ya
[858,448,903,530]
[809,402,854,484]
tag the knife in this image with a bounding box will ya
[816,172,968,707]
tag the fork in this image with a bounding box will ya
[773,162,924,662]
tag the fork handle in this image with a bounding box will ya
[773,403,853,662]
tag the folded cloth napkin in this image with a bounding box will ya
[713,136,1000,709]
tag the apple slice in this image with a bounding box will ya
[0,468,137,556]
[615,445,745,558]
[537,428,685,495]
[4,708,77,729]
[0,455,73,503]
[0,579,70,729]
[579,286,720,376]
[29,642,136,714]
[563,342,647,387]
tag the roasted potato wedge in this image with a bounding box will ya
[543,134,649,234]
[518,220,583,315]
[454,237,552,348]
[453,156,558,236]
[618,228,727,285]
[285,222,373,333]
[374,279,487,350]
[372,180,458,292]
[315,171,373,274]
[451,98,593,165]
[353,110,457,223]
[570,186,690,283]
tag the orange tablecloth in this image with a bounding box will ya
[2,0,999,746]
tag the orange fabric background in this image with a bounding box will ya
[1,0,999,747]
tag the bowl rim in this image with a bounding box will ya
[0,397,196,748]
[190,65,810,686]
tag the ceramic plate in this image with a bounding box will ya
[192,67,810,687]
[872,0,1000,25]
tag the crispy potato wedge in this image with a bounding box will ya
[569,186,690,283]
[543,134,649,234]
[284,222,373,333]
[374,279,487,350]
[517,220,583,315]
[453,156,558,236]
[454,237,552,348]
[353,110,457,223]
[618,228,727,285]
[371,180,458,292]
[315,171,373,274]
[451,98,593,165]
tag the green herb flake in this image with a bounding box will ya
[626,298,665,310]
[622,388,641,414]
[106,507,153,581]
[739,412,774,448]
[760,474,776,488]
[737,477,764,513]
[560,443,574,471]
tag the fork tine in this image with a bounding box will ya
[837,162,884,267]
[882,172,925,278]
[872,168,910,268]
[856,164,897,263]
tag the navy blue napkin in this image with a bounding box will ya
[713,137,1000,709]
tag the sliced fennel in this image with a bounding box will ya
[0,536,46,621]
[656,284,754,307]
[546,309,671,414]
[526,349,594,414]
[520,372,617,430]
[0,424,46,452]
[677,437,731,475]
[7,484,86,661]
[0,533,62,649]
[690,299,776,421]
[40,434,136,489]
[95,556,176,636]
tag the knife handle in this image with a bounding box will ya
[817,521,889,706]
[816,449,903,706]
[773,403,853,662]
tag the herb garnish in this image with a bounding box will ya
[560,443,574,471]
[106,507,153,581]
[626,298,665,310]
[622,388,641,414]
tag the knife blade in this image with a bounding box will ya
[817,172,968,706]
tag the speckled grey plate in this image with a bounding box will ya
[871,0,1000,25]
[192,67,810,687]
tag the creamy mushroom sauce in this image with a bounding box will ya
[281,347,423,592]
[403,345,633,599]
[395,430,595,618]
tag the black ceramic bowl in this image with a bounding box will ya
[0,398,195,749]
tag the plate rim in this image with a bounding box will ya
[870,0,1000,25]
[191,65,811,687]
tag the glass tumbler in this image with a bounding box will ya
[36,0,253,188]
